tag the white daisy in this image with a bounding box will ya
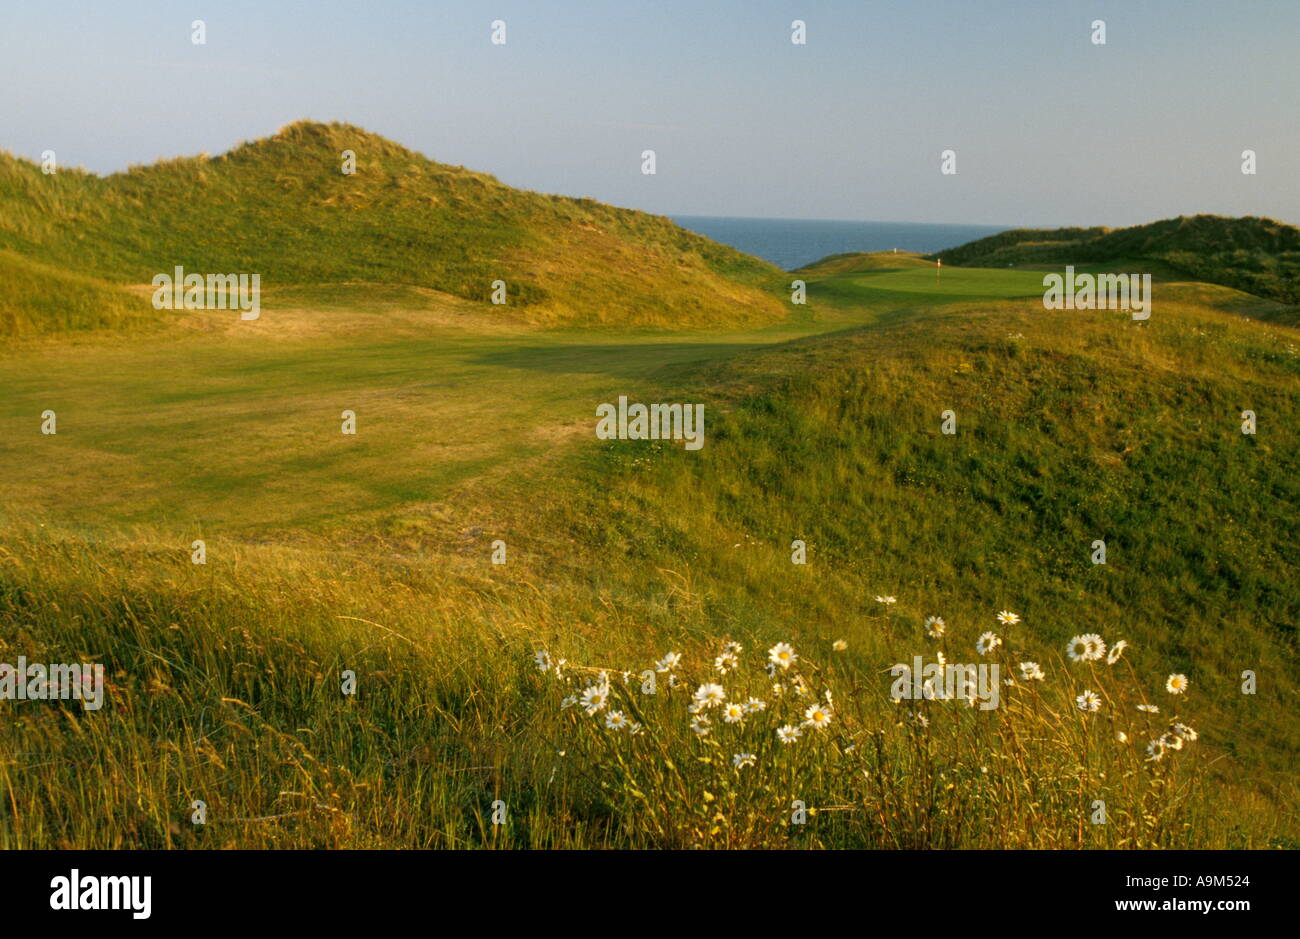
[803,703,833,730]
[1066,633,1105,663]
[1106,639,1128,664]
[580,683,610,715]
[654,651,681,673]
[1137,703,1160,713]
[1019,661,1045,681]
[690,716,711,736]
[832,639,848,652]
[1075,689,1102,712]
[976,631,1002,655]
[876,595,897,605]
[722,702,746,724]
[533,649,552,672]
[743,696,767,713]
[732,752,756,770]
[1145,739,1165,762]
[1172,722,1198,742]
[692,682,726,709]
[997,610,1021,626]
[1159,732,1184,751]
[605,710,629,731]
[924,616,946,639]
[559,695,577,710]
[776,724,802,744]
[714,651,739,673]
[1166,673,1189,694]
[768,642,798,671]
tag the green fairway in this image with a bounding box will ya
[0,320,779,535]
[852,265,1046,297]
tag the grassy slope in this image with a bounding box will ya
[934,214,1300,309]
[0,122,788,330]
[1,263,1295,848]
[0,250,157,337]
[562,281,1299,770]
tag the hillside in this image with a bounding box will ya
[0,249,156,337]
[0,121,788,331]
[934,215,1300,306]
[555,281,1300,797]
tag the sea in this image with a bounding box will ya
[669,216,1009,271]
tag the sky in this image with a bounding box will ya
[2,0,1296,228]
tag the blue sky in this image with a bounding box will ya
[2,0,1296,226]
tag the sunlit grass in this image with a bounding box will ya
[0,254,1296,850]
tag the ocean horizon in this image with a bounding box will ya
[669,215,1011,271]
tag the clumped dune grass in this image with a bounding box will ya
[937,214,1300,306]
[0,122,788,330]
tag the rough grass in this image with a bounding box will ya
[935,214,1300,306]
[0,250,158,337]
[1,264,1295,849]
[0,122,789,331]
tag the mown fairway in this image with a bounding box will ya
[1,253,1296,850]
[0,314,771,536]
[829,265,1047,300]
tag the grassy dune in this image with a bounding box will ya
[936,215,1300,308]
[0,122,788,329]
[1,258,1295,849]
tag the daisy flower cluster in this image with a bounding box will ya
[1144,720,1199,762]
[690,640,837,749]
[535,638,844,781]
[529,607,1206,846]
[896,614,1200,768]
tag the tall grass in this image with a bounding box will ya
[0,523,1288,849]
